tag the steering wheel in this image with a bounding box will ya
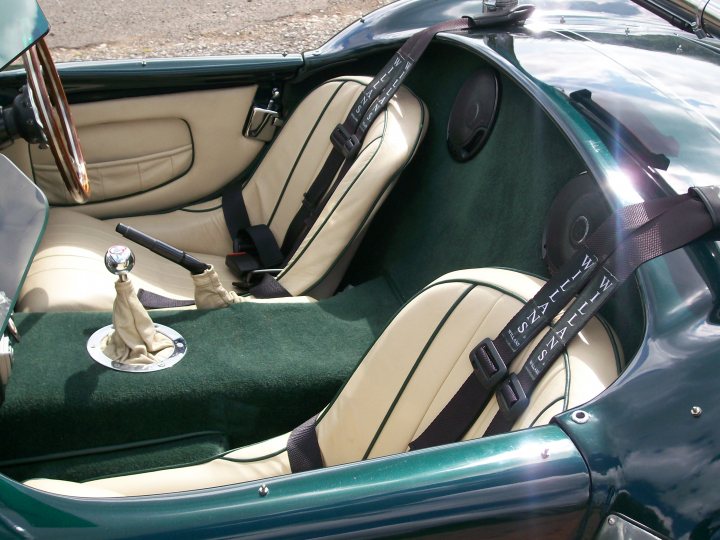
[21,37,90,203]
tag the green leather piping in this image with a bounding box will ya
[362,283,477,460]
[87,442,287,482]
[292,86,428,295]
[0,431,226,468]
[278,119,387,279]
[180,203,223,213]
[562,352,572,411]
[529,396,564,428]
[266,80,352,228]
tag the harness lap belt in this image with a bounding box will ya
[222,6,535,296]
[286,185,720,472]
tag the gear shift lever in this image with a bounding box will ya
[86,246,188,372]
[105,245,135,281]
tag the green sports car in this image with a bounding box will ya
[0,0,719,538]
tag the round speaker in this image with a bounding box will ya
[447,69,500,162]
[542,173,611,275]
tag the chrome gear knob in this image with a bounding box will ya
[105,245,135,279]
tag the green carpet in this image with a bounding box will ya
[346,43,587,301]
[1,277,401,481]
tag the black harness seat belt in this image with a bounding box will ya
[411,187,718,449]
[222,6,534,297]
[286,185,720,472]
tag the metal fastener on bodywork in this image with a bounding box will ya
[691,406,702,417]
[541,448,550,459]
[571,410,589,424]
[560,15,565,23]
[258,484,269,497]
[608,516,616,526]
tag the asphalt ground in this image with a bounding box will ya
[39,0,394,62]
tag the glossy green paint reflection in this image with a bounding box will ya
[4,427,589,538]
[0,54,304,104]
[0,0,48,71]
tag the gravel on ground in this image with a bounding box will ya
[39,0,395,62]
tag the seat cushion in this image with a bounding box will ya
[24,268,621,497]
[26,433,291,498]
[18,207,237,312]
[18,76,427,312]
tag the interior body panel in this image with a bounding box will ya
[3,86,264,216]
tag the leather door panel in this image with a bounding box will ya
[31,118,193,204]
[3,86,264,218]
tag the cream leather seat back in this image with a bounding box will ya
[26,268,621,497]
[18,76,427,312]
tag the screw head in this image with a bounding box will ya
[258,484,269,497]
[691,406,703,417]
[608,516,616,526]
[541,448,550,459]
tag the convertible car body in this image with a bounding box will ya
[0,0,719,538]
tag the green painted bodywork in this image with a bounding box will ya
[2,426,589,538]
[0,0,47,71]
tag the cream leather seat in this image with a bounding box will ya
[18,76,427,312]
[26,268,621,497]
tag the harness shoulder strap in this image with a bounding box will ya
[226,7,535,290]
[411,189,716,450]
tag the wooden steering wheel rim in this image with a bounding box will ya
[22,37,90,203]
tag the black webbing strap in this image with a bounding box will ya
[280,6,534,260]
[225,224,285,285]
[286,416,324,472]
[242,225,284,267]
[280,16,475,257]
[222,182,251,247]
[249,273,292,299]
[483,192,715,436]
[410,188,716,450]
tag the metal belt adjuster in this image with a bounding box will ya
[495,373,529,422]
[470,338,508,389]
[330,124,360,160]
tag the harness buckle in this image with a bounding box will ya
[469,338,508,389]
[330,124,360,160]
[495,373,529,423]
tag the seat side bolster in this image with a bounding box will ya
[25,433,292,498]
